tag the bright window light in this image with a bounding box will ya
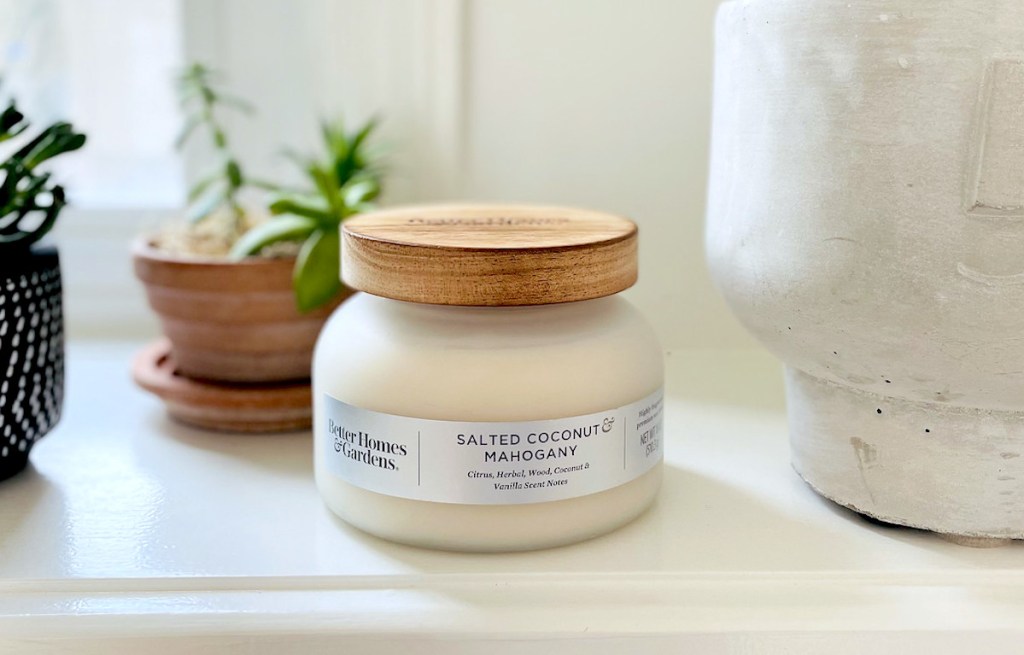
[0,0,185,209]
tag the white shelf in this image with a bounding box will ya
[2,343,1023,653]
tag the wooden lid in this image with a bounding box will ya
[341,204,638,306]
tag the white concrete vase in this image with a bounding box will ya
[707,0,1024,540]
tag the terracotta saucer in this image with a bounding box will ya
[132,340,312,433]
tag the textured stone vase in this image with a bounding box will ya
[707,0,1024,539]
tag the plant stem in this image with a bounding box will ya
[199,85,245,239]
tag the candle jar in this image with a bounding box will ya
[313,205,664,552]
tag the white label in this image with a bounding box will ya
[322,388,664,505]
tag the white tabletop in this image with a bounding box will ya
[2,343,1023,654]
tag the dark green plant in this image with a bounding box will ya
[176,62,256,239]
[231,118,382,312]
[0,97,86,251]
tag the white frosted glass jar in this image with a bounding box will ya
[313,204,664,552]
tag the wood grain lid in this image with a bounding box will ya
[341,204,638,306]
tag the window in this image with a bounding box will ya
[0,0,185,209]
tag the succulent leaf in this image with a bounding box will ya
[248,114,382,310]
[0,95,84,253]
[187,173,223,203]
[0,103,27,142]
[187,185,228,223]
[175,115,201,149]
[342,177,380,208]
[229,214,318,260]
[293,228,342,313]
[268,196,333,222]
[225,159,243,187]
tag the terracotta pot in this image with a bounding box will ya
[132,239,348,383]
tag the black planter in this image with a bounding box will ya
[0,246,64,482]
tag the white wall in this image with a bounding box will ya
[459,0,749,349]
[66,0,755,350]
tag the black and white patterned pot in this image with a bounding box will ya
[0,246,64,482]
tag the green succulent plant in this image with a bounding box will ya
[176,62,257,239]
[0,96,86,252]
[231,117,382,312]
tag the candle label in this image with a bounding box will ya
[321,388,664,505]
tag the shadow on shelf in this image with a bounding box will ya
[803,477,1024,556]
[668,349,786,413]
[314,461,1024,580]
[0,465,70,577]
[137,410,313,480]
[310,464,916,575]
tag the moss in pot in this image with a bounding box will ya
[0,98,86,480]
[133,63,384,386]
